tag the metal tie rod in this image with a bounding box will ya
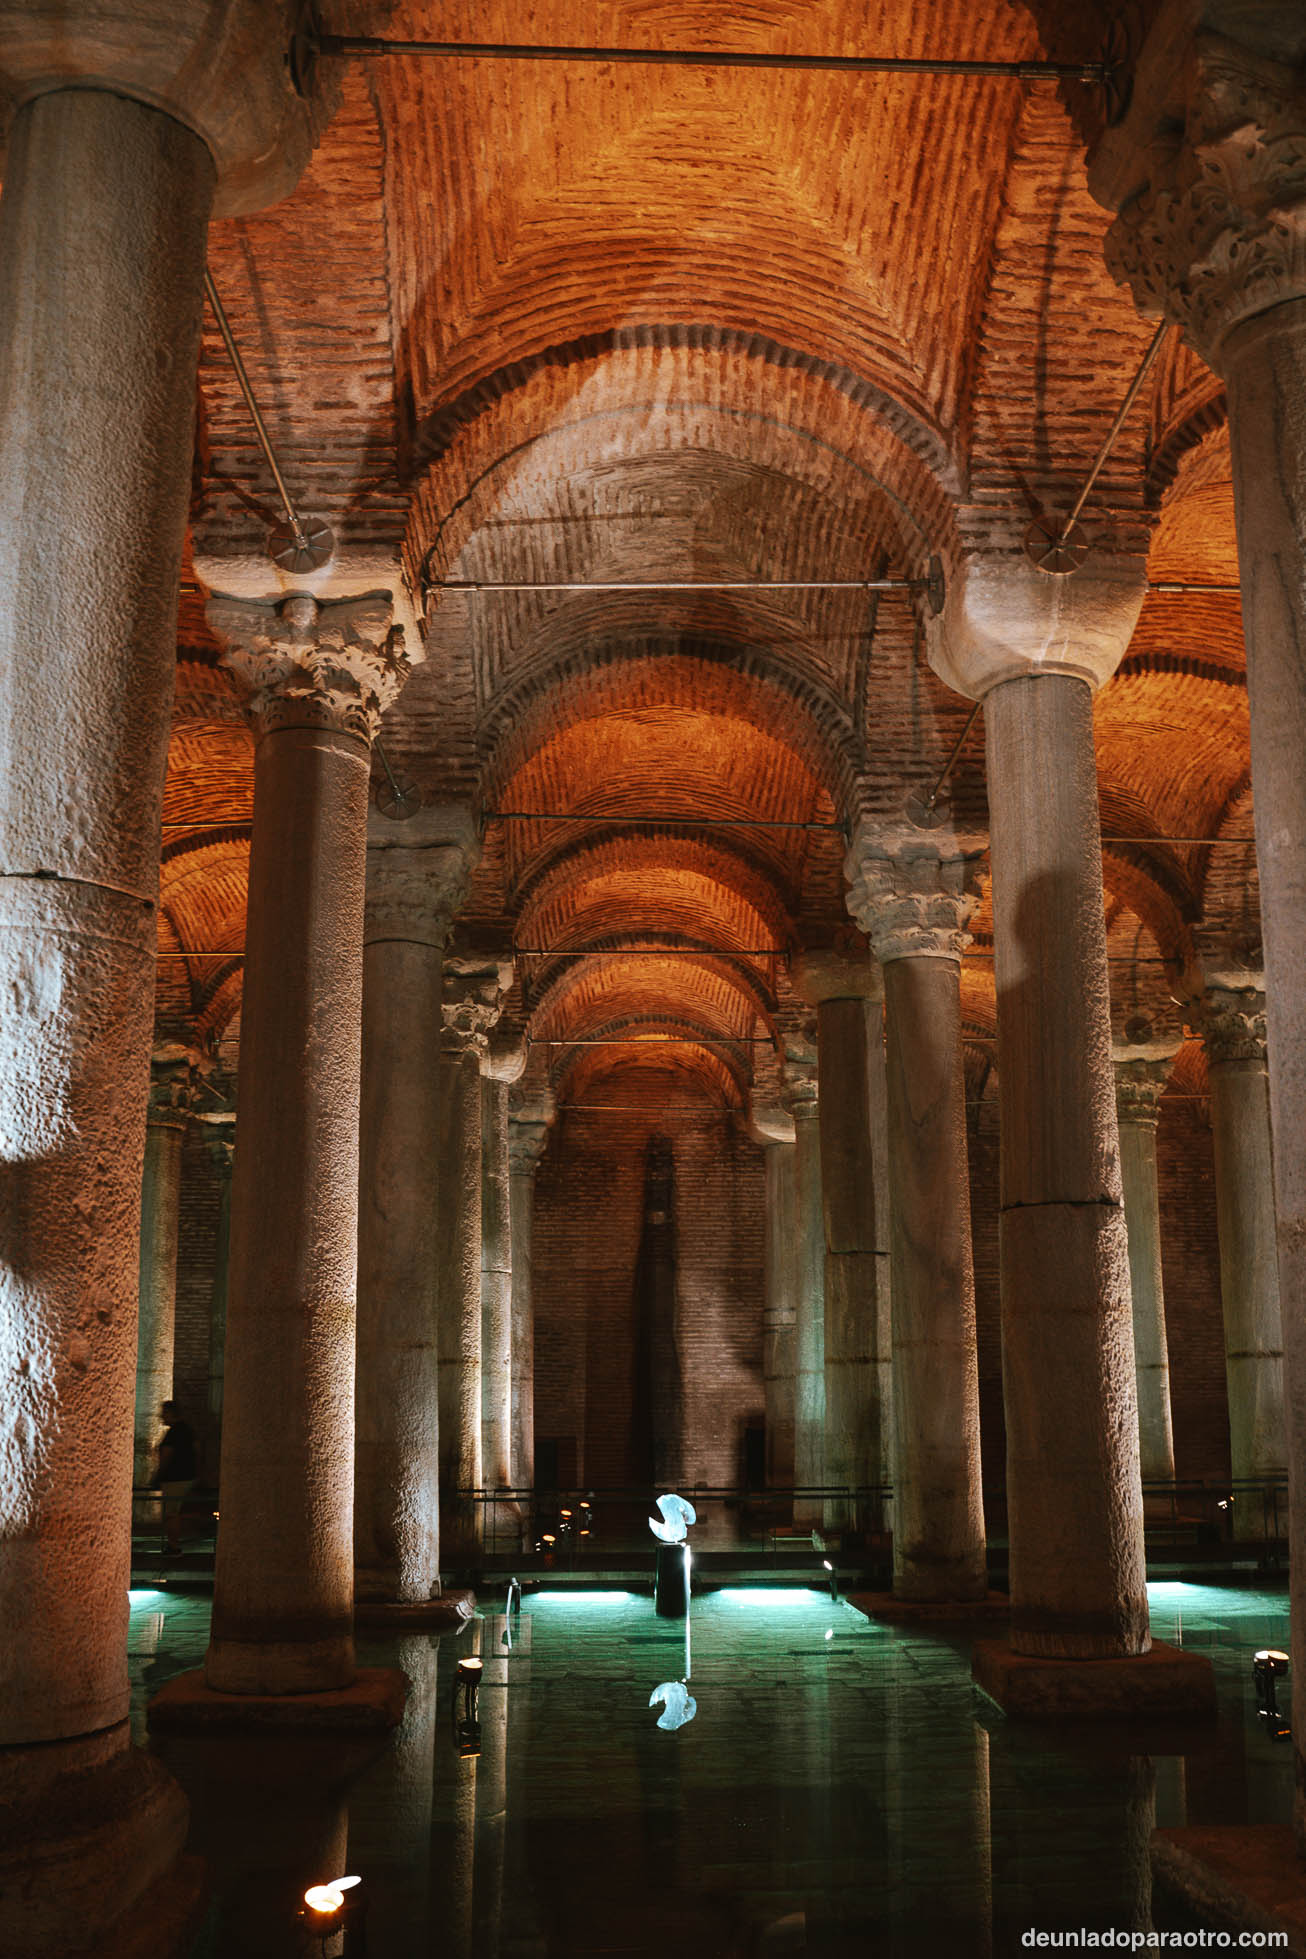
[318,34,1109,82]
[203,269,309,559]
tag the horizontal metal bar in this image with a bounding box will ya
[320,34,1108,82]
[1147,582,1241,595]
[488,809,842,833]
[433,575,921,593]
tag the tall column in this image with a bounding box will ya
[793,951,893,1528]
[847,834,988,1601]
[440,956,510,1557]
[355,810,477,1605]
[204,593,412,1694]
[133,1049,196,1491]
[1202,980,1286,1515]
[508,1088,555,1492]
[0,9,321,1946]
[1097,23,1306,1754]
[202,1116,236,1426]
[750,1094,798,1490]
[932,552,1150,1660]
[781,1052,825,1523]
[1112,1047,1178,1484]
[482,1031,526,1524]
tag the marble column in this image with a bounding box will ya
[1202,981,1286,1520]
[847,834,987,1601]
[204,594,412,1693]
[793,951,893,1531]
[202,1117,236,1426]
[133,1050,197,1492]
[0,8,320,1945]
[355,810,477,1604]
[440,957,511,1558]
[750,1093,798,1490]
[1098,16,1306,1791]
[1112,1048,1178,1485]
[782,1052,825,1524]
[482,1030,526,1529]
[508,1089,555,1493]
[932,551,1150,1659]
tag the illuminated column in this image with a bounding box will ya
[1112,1046,1178,1484]
[133,1050,197,1491]
[847,834,987,1601]
[355,811,477,1604]
[0,6,321,1945]
[782,1051,825,1522]
[482,1030,527,1524]
[932,552,1150,1659]
[750,1094,798,1490]
[508,1088,555,1492]
[1098,16,1306,1773]
[1202,979,1286,1520]
[204,593,412,1693]
[440,955,511,1557]
[793,950,893,1528]
[203,1116,236,1425]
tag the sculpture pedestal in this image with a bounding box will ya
[654,1543,690,1618]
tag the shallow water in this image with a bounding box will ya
[129,1579,1293,1956]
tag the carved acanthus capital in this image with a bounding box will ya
[508,1088,556,1173]
[845,832,984,964]
[207,591,410,743]
[1101,33,1306,366]
[1202,980,1268,1069]
[1113,1053,1174,1127]
[780,1050,819,1121]
[442,957,513,1059]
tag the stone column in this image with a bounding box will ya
[440,957,511,1558]
[750,1094,798,1490]
[847,834,988,1602]
[508,1089,555,1493]
[781,1052,825,1524]
[1112,1048,1179,1485]
[133,1049,197,1492]
[0,8,321,1945]
[203,593,412,1694]
[932,551,1151,1661]
[1098,22,1306,1736]
[793,951,894,1531]
[355,810,477,1606]
[482,1030,527,1528]
[1202,980,1286,1519]
[202,1116,237,1426]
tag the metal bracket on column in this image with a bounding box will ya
[372,740,422,820]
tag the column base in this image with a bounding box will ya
[972,1638,1216,1718]
[354,1589,476,1629]
[0,1726,197,1958]
[852,1589,1010,1623]
[148,1666,408,1733]
[1152,1827,1306,1954]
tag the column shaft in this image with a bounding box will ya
[1209,1055,1287,1492]
[987,672,1148,1659]
[439,1050,485,1528]
[1116,1110,1175,1484]
[207,725,370,1693]
[0,88,213,1748]
[790,1100,826,1517]
[356,934,446,1602]
[134,1117,187,1489]
[762,1141,798,1488]
[482,1076,513,1495]
[509,1162,537,1492]
[883,955,987,1599]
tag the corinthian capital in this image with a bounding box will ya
[844,827,984,964]
[1113,1053,1174,1127]
[207,591,410,743]
[1203,979,1268,1069]
[1099,31,1306,366]
[780,1049,819,1121]
[508,1086,556,1172]
[443,954,513,1059]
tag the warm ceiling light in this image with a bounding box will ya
[304,1875,360,1914]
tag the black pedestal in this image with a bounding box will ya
[654,1542,690,1617]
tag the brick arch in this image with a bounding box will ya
[527,949,776,1043]
[546,1025,749,1110]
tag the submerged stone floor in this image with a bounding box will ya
[128,1579,1292,1955]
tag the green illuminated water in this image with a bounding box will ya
[131,1579,1292,1956]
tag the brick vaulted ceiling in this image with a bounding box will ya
[168,0,1254,1112]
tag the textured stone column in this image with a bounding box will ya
[1098,22,1306,1742]
[441,957,511,1557]
[133,1050,196,1491]
[750,1094,798,1490]
[482,1030,526,1526]
[508,1089,555,1492]
[1113,1049,1178,1485]
[355,811,477,1605]
[0,9,322,1946]
[202,1117,236,1425]
[847,835,987,1601]
[204,594,412,1692]
[1203,981,1286,1520]
[933,549,1150,1660]
[782,1052,825,1523]
[793,951,893,1531]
